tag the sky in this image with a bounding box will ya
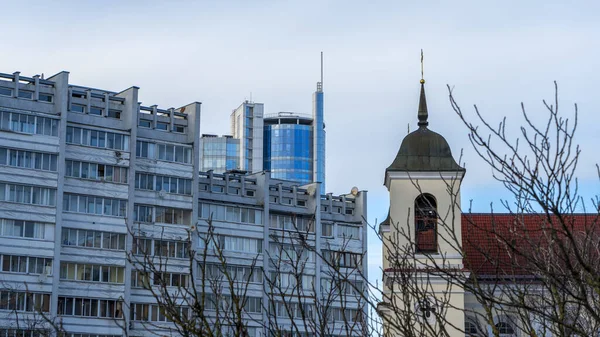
[2,0,599,284]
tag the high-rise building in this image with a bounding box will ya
[199,134,240,173]
[232,53,326,192]
[230,101,264,173]
[0,70,366,337]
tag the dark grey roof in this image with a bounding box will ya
[386,82,464,174]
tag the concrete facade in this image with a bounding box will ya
[0,70,367,337]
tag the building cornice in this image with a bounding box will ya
[384,170,465,189]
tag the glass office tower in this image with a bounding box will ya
[199,134,240,173]
[263,113,314,185]
[263,54,326,192]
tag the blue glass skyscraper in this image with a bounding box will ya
[263,53,326,193]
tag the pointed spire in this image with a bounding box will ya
[418,50,428,128]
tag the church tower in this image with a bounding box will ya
[379,61,466,336]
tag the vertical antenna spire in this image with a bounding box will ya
[319,51,324,92]
[418,49,429,128]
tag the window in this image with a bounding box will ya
[38,93,53,102]
[465,320,480,336]
[0,219,47,239]
[136,140,191,164]
[18,90,33,100]
[61,228,125,250]
[328,307,362,323]
[63,193,126,217]
[204,294,262,314]
[200,264,263,284]
[133,238,189,259]
[496,321,515,335]
[133,204,189,225]
[130,303,189,322]
[0,329,48,337]
[0,110,58,136]
[415,194,437,253]
[198,202,263,224]
[269,213,314,232]
[323,250,362,268]
[1,255,52,275]
[322,222,333,237]
[139,119,151,128]
[173,125,185,133]
[90,107,103,116]
[270,302,313,319]
[199,235,262,254]
[71,104,85,113]
[57,297,123,318]
[65,160,127,183]
[0,147,57,171]
[134,173,192,195]
[0,88,11,96]
[153,272,188,287]
[66,126,129,151]
[60,263,124,284]
[0,183,56,206]
[269,243,313,263]
[0,291,50,313]
[156,122,168,131]
[131,270,151,289]
[337,224,360,240]
[107,109,121,119]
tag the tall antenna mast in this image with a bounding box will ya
[320,51,324,90]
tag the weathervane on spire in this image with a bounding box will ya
[417,49,429,127]
[420,49,425,84]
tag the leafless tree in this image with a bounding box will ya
[128,215,369,337]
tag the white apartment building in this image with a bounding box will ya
[0,71,367,337]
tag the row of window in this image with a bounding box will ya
[320,279,364,296]
[57,297,123,318]
[200,264,263,284]
[0,87,53,102]
[131,303,189,322]
[60,263,125,284]
[62,228,126,250]
[135,173,192,195]
[0,147,57,171]
[130,270,189,288]
[65,160,128,184]
[70,104,121,119]
[204,294,263,314]
[0,329,46,337]
[200,235,263,254]
[269,214,314,232]
[133,204,190,225]
[1,255,52,275]
[337,224,361,240]
[138,119,185,133]
[62,193,127,217]
[270,301,313,319]
[0,291,50,313]
[0,219,47,239]
[0,183,56,206]
[66,126,129,151]
[269,273,315,292]
[269,243,315,263]
[132,238,190,259]
[328,307,363,323]
[0,110,58,136]
[322,250,363,269]
[199,202,263,225]
[136,141,192,164]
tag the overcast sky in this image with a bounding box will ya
[3,0,599,281]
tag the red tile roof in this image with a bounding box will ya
[462,213,599,277]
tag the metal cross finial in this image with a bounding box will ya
[420,49,425,84]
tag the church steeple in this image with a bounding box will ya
[417,81,428,127]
